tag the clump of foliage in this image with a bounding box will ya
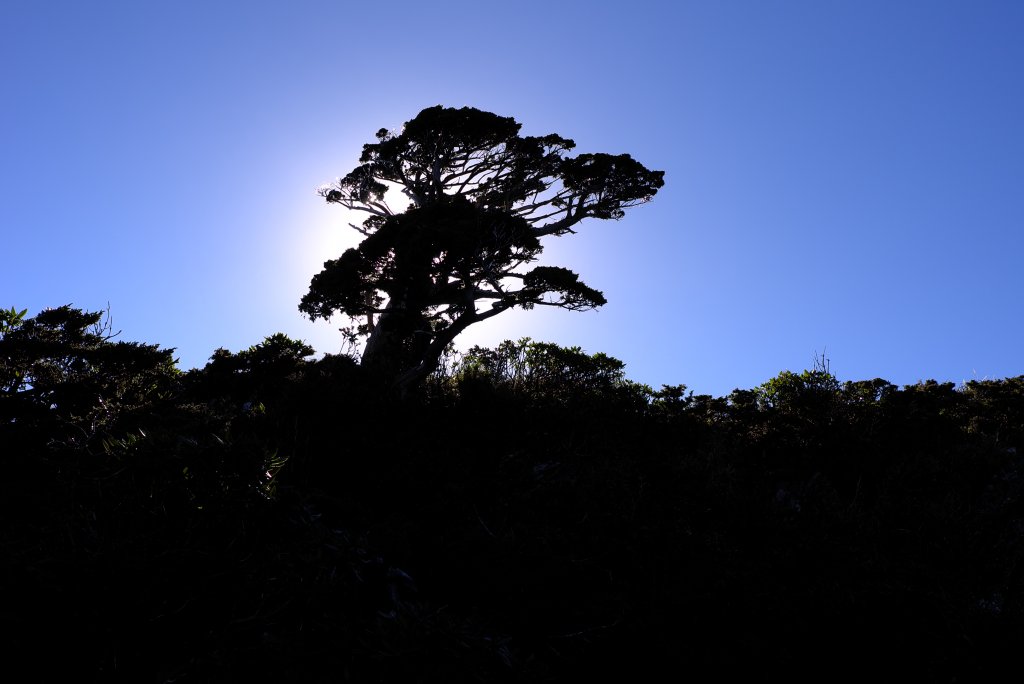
[450,337,651,410]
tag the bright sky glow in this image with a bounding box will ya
[3,0,1022,396]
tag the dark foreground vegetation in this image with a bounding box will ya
[3,305,1024,682]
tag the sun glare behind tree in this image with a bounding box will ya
[300,105,664,393]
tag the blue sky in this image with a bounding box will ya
[3,1,1022,396]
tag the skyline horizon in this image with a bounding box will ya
[5,1,1022,397]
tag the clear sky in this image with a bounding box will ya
[4,1,1023,397]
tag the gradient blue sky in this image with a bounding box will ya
[4,1,1022,396]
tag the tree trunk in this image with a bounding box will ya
[359,294,431,391]
[360,294,511,396]
[389,304,511,395]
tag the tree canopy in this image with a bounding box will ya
[300,106,664,390]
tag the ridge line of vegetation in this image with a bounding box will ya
[4,303,1023,681]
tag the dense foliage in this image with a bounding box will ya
[4,306,1024,681]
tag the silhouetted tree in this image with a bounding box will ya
[300,106,664,391]
[0,304,177,437]
[452,337,652,410]
[189,332,316,405]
